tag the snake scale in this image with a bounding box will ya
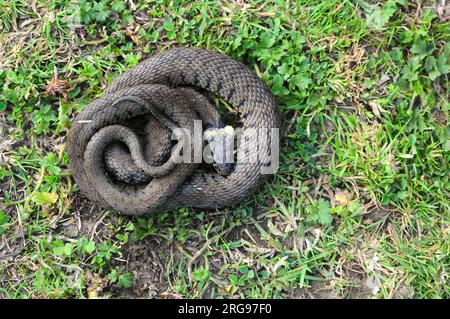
[68,47,280,215]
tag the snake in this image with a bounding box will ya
[67,47,280,215]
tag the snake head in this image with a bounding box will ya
[211,162,233,176]
[204,125,235,176]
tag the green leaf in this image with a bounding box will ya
[111,1,126,12]
[31,192,58,205]
[366,1,397,29]
[277,63,290,76]
[123,52,141,67]
[260,30,277,48]
[228,274,239,285]
[317,199,332,225]
[93,2,111,23]
[96,10,111,23]
[163,17,176,39]
[443,139,450,152]
[238,265,249,274]
[397,191,407,200]
[64,243,74,256]
[108,269,119,283]
[163,17,174,31]
[0,101,6,112]
[3,87,18,103]
[6,70,20,83]
[425,56,441,80]
[53,246,65,256]
[401,57,421,82]
[436,53,449,75]
[118,273,133,288]
[40,153,61,176]
[0,211,10,225]
[409,134,416,145]
[83,240,96,254]
[411,41,434,60]
[0,211,10,235]
[348,200,362,214]
[291,74,312,90]
[271,74,289,96]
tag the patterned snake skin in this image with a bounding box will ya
[67,47,280,215]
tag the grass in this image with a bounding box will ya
[0,0,448,299]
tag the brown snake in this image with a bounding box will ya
[67,47,280,215]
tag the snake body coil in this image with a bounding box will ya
[68,47,280,215]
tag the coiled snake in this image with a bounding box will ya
[68,47,280,215]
